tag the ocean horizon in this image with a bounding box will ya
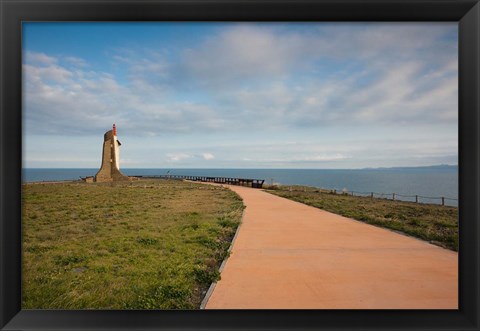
[22,165,458,206]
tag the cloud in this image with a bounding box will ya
[24,63,73,84]
[23,52,222,136]
[165,152,215,163]
[24,51,57,66]
[63,56,88,67]
[182,25,302,87]
[202,153,215,160]
[300,154,348,162]
[23,23,457,140]
[180,23,456,87]
[166,153,192,162]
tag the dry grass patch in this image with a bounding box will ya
[266,186,457,251]
[22,179,244,309]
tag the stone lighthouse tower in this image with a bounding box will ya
[95,124,130,182]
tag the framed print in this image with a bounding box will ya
[1,0,479,330]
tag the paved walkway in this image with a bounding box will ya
[205,185,458,309]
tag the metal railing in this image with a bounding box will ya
[275,186,457,206]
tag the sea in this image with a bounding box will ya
[22,166,458,206]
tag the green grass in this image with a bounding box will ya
[22,179,244,309]
[266,185,458,251]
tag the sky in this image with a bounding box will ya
[22,22,458,169]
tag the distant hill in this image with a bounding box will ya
[360,164,458,172]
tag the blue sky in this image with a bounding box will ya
[22,22,458,169]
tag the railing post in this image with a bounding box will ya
[371,192,374,199]
[392,193,395,201]
[442,197,445,206]
[415,195,418,203]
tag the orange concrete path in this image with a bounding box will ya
[205,185,458,309]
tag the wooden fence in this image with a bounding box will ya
[133,175,265,188]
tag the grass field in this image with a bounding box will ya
[22,179,244,309]
[266,186,458,251]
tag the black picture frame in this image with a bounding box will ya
[1,0,479,330]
